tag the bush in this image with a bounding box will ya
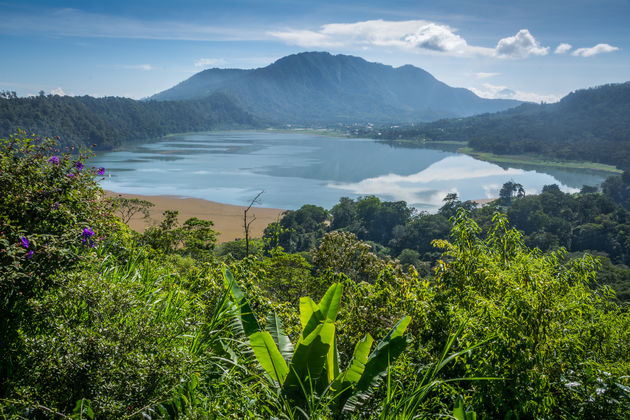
[0,132,116,394]
[9,257,197,417]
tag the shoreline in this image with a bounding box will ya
[457,147,621,174]
[104,191,285,243]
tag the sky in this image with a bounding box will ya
[1,0,628,102]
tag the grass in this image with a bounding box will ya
[458,147,622,174]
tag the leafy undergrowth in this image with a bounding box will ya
[1,133,629,419]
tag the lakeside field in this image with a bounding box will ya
[104,191,284,242]
[458,147,622,173]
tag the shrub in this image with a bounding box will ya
[0,132,116,394]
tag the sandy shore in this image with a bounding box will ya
[104,191,285,243]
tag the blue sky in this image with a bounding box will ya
[1,0,628,102]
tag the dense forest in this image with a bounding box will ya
[2,133,629,418]
[260,176,630,302]
[357,82,630,168]
[0,91,258,151]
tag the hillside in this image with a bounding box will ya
[364,82,630,168]
[149,52,522,124]
[0,93,258,150]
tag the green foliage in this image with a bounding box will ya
[215,237,263,260]
[498,181,525,206]
[107,196,154,224]
[433,210,630,418]
[360,82,630,167]
[8,253,198,417]
[0,93,258,150]
[452,396,477,420]
[263,204,329,253]
[311,231,391,284]
[223,269,411,416]
[139,210,217,258]
[0,132,117,392]
[3,130,630,418]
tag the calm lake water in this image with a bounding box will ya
[91,131,610,212]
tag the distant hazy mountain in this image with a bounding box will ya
[367,82,630,168]
[149,52,522,124]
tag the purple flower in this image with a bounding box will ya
[82,227,95,245]
[49,156,59,164]
[67,173,75,178]
[26,250,34,259]
[21,236,29,248]
[75,161,84,170]
[53,202,59,210]
[97,167,105,176]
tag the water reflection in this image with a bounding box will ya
[91,131,610,211]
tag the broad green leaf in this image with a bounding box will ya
[453,396,477,420]
[331,337,341,382]
[330,334,373,412]
[249,331,289,384]
[299,296,319,332]
[318,283,343,322]
[343,316,411,411]
[266,312,294,364]
[283,320,335,400]
[453,397,465,420]
[340,334,373,386]
[223,267,260,337]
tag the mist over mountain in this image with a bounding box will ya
[149,52,522,124]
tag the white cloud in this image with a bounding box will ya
[469,83,560,103]
[271,20,549,59]
[476,72,499,79]
[270,20,480,54]
[554,43,572,54]
[50,87,66,96]
[572,43,619,57]
[194,58,228,68]
[494,29,549,58]
[402,22,469,52]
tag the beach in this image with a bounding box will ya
[104,191,285,243]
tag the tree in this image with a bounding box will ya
[311,231,390,284]
[432,210,630,417]
[330,197,357,230]
[108,196,155,225]
[140,210,216,256]
[499,181,525,206]
[243,191,263,257]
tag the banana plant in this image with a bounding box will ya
[222,267,411,414]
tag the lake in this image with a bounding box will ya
[91,131,610,212]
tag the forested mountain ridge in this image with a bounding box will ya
[365,82,630,168]
[0,92,258,150]
[149,51,522,123]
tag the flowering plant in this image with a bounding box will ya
[0,131,117,362]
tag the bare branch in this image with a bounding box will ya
[243,190,264,257]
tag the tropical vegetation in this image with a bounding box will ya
[1,132,629,418]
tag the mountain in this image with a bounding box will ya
[149,52,522,124]
[365,82,630,168]
[0,93,258,150]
